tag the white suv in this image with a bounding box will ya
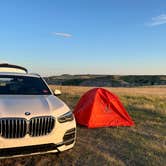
[0,64,76,158]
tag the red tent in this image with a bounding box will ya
[74,88,134,128]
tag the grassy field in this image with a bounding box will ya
[0,86,166,166]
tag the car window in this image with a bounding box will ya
[0,75,51,95]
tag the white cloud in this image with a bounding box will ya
[147,14,166,27]
[52,32,72,38]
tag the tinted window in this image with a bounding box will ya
[0,75,51,95]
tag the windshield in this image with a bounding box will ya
[0,75,52,95]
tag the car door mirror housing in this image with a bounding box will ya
[54,89,62,96]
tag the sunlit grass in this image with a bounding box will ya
[1,86,166,166]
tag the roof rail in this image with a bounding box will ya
[29,73,41,77]
[0,63,28,74]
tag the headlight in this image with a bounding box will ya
[58,111,74,123]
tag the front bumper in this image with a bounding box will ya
[0,119,76,159]
[0,140,75,158]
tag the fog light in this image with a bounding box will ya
[63,128,76,145]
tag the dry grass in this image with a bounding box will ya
[0,86,166,166]
[50,85,166,96]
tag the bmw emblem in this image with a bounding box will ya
[25,112,31,116]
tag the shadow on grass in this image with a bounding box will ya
[0,105,165,166]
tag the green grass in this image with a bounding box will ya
[0,87,166,166]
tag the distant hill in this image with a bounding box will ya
[44,75,166,87]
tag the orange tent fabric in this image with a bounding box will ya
[74,88,134,128]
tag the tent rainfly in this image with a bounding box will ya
[74,88,134,128]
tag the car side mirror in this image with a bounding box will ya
[54,89,62,96]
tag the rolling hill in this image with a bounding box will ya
[45,75,166,87]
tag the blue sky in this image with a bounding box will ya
[0,0,166,76]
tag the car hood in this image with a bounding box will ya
[0,95,67,118]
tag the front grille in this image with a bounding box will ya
[0,118,26,138]
[29,116,55,137]
[0,116,55,139]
